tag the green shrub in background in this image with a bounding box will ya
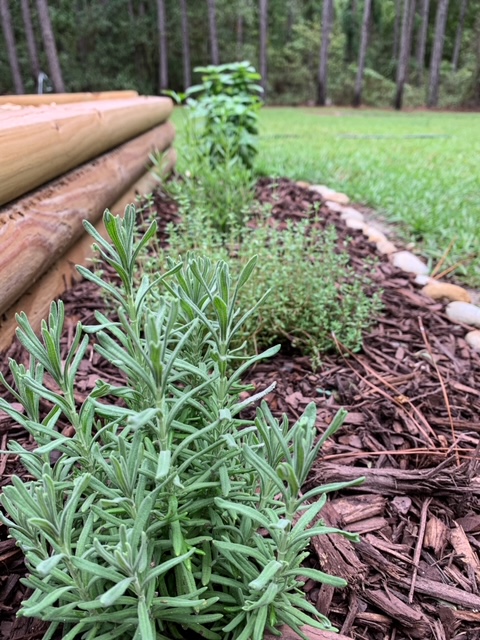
[158,61,263,235]
[0,207,362,640]
[170,61,263,170]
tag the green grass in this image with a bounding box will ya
[255,107,480,286]
[171,106,480,286]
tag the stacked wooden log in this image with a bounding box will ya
[0,92,175,350]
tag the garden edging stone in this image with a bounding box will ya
[302,182,480,351]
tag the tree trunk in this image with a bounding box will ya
[415,0,430,85]
[156,0,168,90]
[393,0,402,59]
[474,10,480,106]
[21,0,40,82]
[427,0,449,107]
[236,12,244,58]
[207,0,219,65]
[452,0,469,71]
[259,0,268,96]
[405,0,416,82]
[394,0,416,109]
[35,0,65,92]
[0,0,25,94]
[317,0,334,106]
[353,0,372,107]
[179,0,191,89]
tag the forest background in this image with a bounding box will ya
[0,0,479,111]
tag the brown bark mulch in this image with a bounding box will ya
[1,178,480,640]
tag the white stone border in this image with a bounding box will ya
[300,183,480,352]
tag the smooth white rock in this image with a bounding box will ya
[340,207,364,222]
[364,226,387,243]
[446,302,480,328]
[391,251,429,276]
[345,218,366,231]
[325,201,346,213]
[414,274,433,286]
[376,239,397,255]
[466,330,480,351]
[309,184,350,204]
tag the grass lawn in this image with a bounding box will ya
[255,107,480,286]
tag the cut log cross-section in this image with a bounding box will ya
[0,96,173,206]
[0,120,175,318]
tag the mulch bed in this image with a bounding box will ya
[1,178,480,640]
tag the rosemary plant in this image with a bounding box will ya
[0,206,362,640]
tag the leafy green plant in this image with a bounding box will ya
[149,202,382,364]
[0,206,363,640]
[168,61,263,170]
[155,148,256,236]
[157,61,263,235]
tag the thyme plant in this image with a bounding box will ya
[147,202,382,363]
[0,206,362,640]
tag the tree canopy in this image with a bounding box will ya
[0,0,479,109]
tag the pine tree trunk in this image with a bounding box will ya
[259,0,268,96]
[474,11,480,106]
[353,0,372,107]
[156,0,168,90]
[405,0,416,82]
[207,0,219,65]
[317,0,334,106]
[179,0,191,89]
[428,0,449,107]
[394,0,416,109]
[452,0,469,71]
[236,12,244,58]
[35,0,65,92]
[393,0,402,59]
[21,0,40,82]
[0,0,25,93]
[415,0,430,85]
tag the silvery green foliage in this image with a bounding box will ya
[0,206,362,640]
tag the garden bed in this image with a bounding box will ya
[1,178,480,640]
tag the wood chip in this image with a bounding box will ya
[450,522,480,581]
[365,589,430,638]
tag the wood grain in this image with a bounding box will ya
[0,96,173,205]
[0,91,139,106]
[0,121,174,316]
[0,146,176,351]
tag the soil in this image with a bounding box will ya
[1,178,480,640]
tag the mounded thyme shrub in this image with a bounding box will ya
[145,198,383,365]
[0,207,362,640]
